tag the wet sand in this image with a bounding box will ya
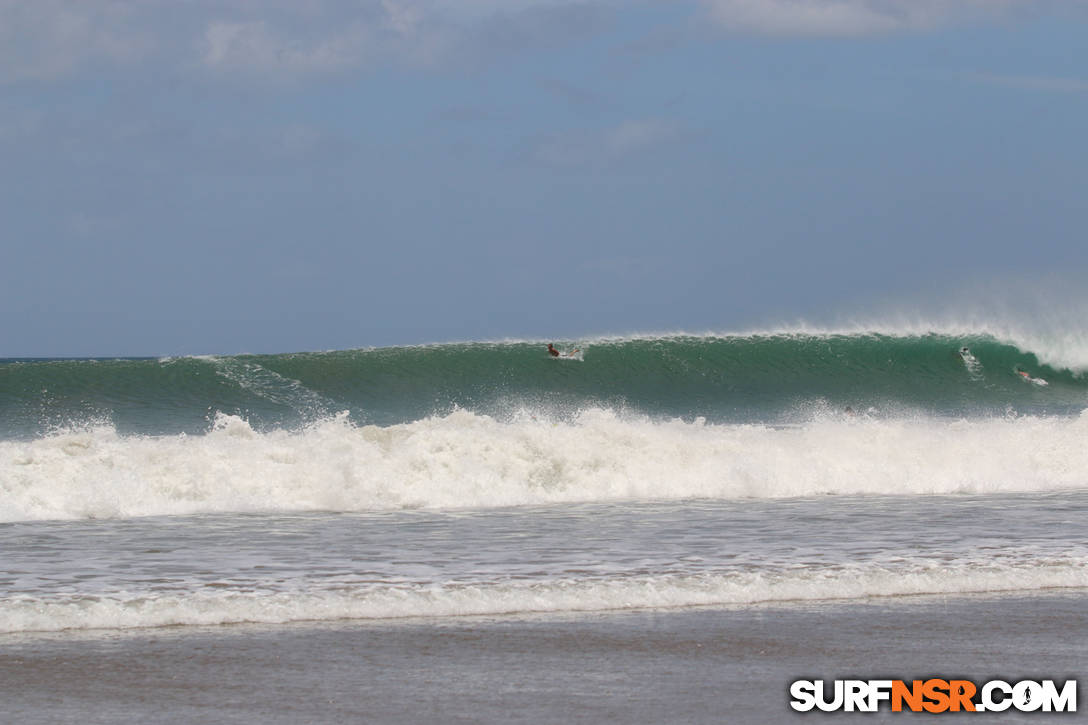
[2,591,1084,724]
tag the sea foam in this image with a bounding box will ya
[3,559,1085,634]
[3,408,1088,522]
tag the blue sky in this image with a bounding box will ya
[2,0,1087,356]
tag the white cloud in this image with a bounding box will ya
[533,118,683,167]
[194,1,614,77]
[700,0,1033,37]
[1,1,1083,82]
[606,119,680,154]
[0,0,151,81]
[0,0,622,82]
[200,20,372,75]
[382,0,423,35]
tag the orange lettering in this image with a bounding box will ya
[892,680,924,712]
[922,679,951,713]
[948,680,977,712]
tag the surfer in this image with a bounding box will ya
[548,343,581,359]
[1015,367,1048,386]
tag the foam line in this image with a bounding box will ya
[3,560,1085,634]
[4,409,1088,522]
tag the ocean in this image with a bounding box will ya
[2,331,1086,722]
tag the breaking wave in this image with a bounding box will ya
[4,408,1088,522]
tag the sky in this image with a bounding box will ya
[2,0,1087,357]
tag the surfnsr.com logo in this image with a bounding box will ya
[789,679,1077,713]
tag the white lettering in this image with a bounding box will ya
[815,680,844,712]
[1014,680,1043,712]
[982,680,1013,712]
[789,680,816,712]
[1041,680,1077,713]
[844,680,868,712]
[867,680,893,711]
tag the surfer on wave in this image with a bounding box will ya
[1016,366,1048,386]
[548,343,581,358]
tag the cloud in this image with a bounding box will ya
[532,118,683,167]
[2,1,1083,83]
[199,20,372,75]
[0,0,152,81]
[699,0,1034,37]
[0,100,353,179]
[537,77,611,112]
[605,119,680,154]
[0,1,622,82]
[194,1,428,77]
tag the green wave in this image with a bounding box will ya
[1,334,1085,437]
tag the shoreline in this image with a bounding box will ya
[3,590,1084,724]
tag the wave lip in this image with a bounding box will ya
[4,409,1088,522]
